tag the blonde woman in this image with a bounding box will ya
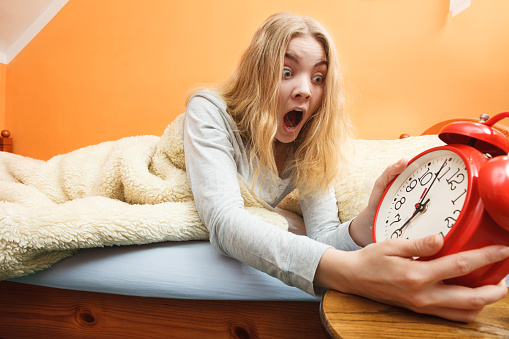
[183,13,508,322]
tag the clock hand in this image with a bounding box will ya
[401,199,430,238]
[391,198,430,238]
[418,159,448,205]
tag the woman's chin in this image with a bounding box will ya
[276,129,299,143]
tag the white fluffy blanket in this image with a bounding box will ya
[0,114,288,280]
[0,112,443,280]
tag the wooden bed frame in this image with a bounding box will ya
[0,281,327,338]
[1,118,508,338]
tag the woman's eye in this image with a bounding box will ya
[283,68,293,78]
[312,75,324,83]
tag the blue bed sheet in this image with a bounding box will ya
[9,241,319,301]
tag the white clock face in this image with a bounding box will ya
[374,149,469,241]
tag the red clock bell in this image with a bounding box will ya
[373,112,509,287]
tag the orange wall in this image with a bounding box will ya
[5,0,509,160]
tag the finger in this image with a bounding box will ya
[393,157,409,173]
[427,280,507,309]
[401,277,508,323]
[383,234,444,258]
[376,158,408,188]
[425,245,509,282]
[386,157,408,181]
[369,158,409,209]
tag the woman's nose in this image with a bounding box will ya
[293,77,311,99]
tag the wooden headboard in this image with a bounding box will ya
[0,130,12,153]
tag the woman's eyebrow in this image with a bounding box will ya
[315,60,328,68]
[284,52,300,63]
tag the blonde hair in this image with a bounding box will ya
[203,13,352,196]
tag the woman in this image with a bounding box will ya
[183,13,508,322]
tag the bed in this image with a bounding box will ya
[0,115,508,338]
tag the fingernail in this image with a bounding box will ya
[500,247,509,258]
[427,234,439,246]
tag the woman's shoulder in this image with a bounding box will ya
[188,90,227,111]
[185,90,237,133]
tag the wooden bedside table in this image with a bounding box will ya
[320,289,509,338]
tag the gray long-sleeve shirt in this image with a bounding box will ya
[183,91,361,296]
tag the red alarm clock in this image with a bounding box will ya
[373,112,509,287]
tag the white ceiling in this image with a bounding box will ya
[0,0,69,64]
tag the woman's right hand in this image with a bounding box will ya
[315,234,509,323]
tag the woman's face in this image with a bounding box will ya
[275,34,327,144]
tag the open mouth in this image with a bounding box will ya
[283,109,303,130]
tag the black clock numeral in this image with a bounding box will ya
[444,217,455,228]
[446,168,465,190]
[418,167,433,186]
[437,166,451,182]
[389,213,401,226]
[405,179,418,193]
[394,196,406,210]
[444,210,461,228]
[452,189,467,205]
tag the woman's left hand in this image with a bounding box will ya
[350,158,408,246]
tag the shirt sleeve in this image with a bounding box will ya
[183,94,331,296]
[300,188,362,252]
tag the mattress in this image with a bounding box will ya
[9,241,319,301]
[9,241,508,300]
